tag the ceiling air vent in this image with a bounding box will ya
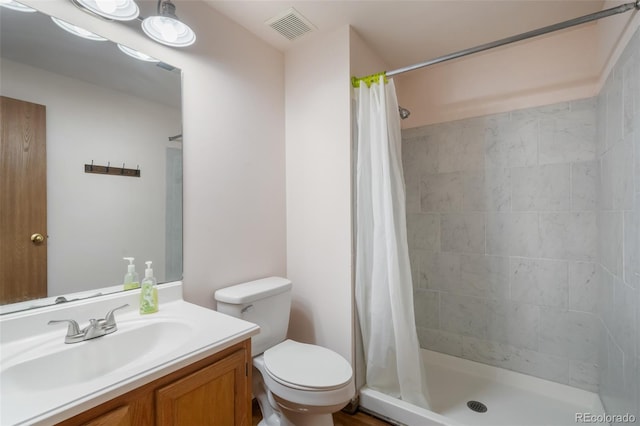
[266,8,315,41]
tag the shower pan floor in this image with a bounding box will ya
[360,349,606,426]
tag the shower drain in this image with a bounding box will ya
[467,400,488,413]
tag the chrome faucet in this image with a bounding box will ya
[48,304,129,344]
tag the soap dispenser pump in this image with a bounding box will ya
[140,261,158,314]
[123,257,140,290]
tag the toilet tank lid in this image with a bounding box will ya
[215,277,292,304]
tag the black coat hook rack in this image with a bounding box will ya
[84,161,141,177]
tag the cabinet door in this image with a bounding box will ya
[82,405,131,426]
[156,349,248,426]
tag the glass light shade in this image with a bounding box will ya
[117,44,159,62]
[0,0,37,12]
[74,0,139,21]
[142,15,196,47]
[51,17,108,41]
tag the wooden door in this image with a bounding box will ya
[0,96,47,304]
[156,349,249,426]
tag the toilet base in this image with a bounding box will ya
[256,403,335,426]
[273,393,345,426]
[253,361,351,426]
[253,365,284,426]
[258,413,333,426]
[253,372,339,426]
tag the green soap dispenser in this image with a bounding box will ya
[123,257,140,290]
[140,261,158,314]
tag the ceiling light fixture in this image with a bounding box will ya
[117,43,160,62]
[0,0,36,12]
[141,0,196,47]
[72,0,139,21]
[51,16,108,41]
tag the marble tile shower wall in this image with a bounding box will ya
[403,96,602,391]
[402,27,639,415]
[596,27,639,421]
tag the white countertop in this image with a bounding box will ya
[0,282,260,426]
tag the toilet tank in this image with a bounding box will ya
[214,277,292,356]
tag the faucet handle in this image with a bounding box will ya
[103,304,129,330]
[48,319,81,337]
[82,318,106,340]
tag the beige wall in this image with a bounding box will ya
[23,0,287,308]
[395,24,599,128]
[284,26,353,361]
[396,4,640,129]
[350,29,390,80]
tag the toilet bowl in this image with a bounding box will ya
[214,277,355,426]
[254,340,355,426]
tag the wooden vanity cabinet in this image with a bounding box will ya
[56,339,251,426]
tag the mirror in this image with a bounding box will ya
[0,6,182,314]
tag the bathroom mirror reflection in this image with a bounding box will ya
[0,6,183,313]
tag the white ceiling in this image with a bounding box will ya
[204,0,606,71]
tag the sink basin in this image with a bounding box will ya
[2,319,192,392]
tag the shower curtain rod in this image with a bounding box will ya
[378,0,639,78]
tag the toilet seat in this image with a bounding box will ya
[263,340,353,391]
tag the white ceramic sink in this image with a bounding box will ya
[2,320,191,392]
[0,282,260,426]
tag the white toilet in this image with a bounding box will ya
[215,277,355,426]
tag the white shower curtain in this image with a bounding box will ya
[354,75,430,408]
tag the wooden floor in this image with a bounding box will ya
[333,410,393,426]
[251,400,392,425]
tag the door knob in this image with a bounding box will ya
[31,233,45,244]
